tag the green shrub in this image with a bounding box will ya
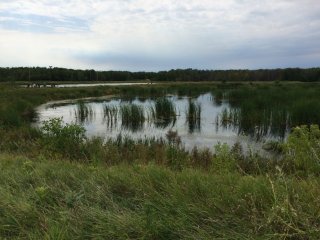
[40,118,86,159]
[285,125,320,175]
[212,143,237,172]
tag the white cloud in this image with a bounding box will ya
[0,0,319,70]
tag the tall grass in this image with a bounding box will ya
[0,98,37,128]
[186,100,201,133]
[218,84,320,139]
[103,104,118,128]
[212,90,224,105]
[120,103,145,131]
[211,84,320,140]
[150,97,176,128]
[74,101,94,123]
[1,137,320,238]
[217,108,241,130]
[220,108,239,125]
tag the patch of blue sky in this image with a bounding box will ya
[0,11,89,33]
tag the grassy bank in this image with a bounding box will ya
[1,153,320,239]
[1,82,320,239]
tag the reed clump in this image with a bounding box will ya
[103,104,118,128]
[186,100,201,132]
[224,85,320,138]
[120,103,145,131]
[74,101,94,123]
[150,97,176,128]
[213,90,224,105]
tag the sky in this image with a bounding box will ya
[0,0,319,71]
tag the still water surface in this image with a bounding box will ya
[35,93,286,151]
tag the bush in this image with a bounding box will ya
[40,118,86,159]
[285,125,320,175]
[212,143,237,172]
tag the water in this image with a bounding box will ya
[56,82,151,88]
[22,82,151,88]
[35,93,281,152]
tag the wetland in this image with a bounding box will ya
[34,83,320,152]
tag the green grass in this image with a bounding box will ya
[151,97,177,128]
[103,104,118,128]
[218,108,241,126]
[74,101,94,123]
[213,84,320,139]
[120,104,145,131]
[186,100,201,133]
[1,153,320,239]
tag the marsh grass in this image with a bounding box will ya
[217,107,290,140]
[150,97,177,128]
[212,90,224,105]
[74,101,94,124]
[2,83,320,238]
[186,100,201,133]
[211,85,320,139]
[120,103,145,131]
[224,108,240,126]
[103,104,118,128]
[119,83,218,98]
[0,98,37,128]
[0,84,116,128]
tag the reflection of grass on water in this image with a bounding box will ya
[150,97,177,128]
[74,101,94,123]
[186,100,201,133]
[217,107,289,140]
[120,104,145,131]
[218,108,241,127]
[211,85,320,139]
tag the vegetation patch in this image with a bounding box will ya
[1,83,320,238]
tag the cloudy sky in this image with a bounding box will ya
[0,0,319,71]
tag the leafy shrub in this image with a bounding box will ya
[213,143,237,172]
[285,125,320,175]
[40,118,86,159]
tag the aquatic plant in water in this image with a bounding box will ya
[103,104,118,129]
[120,103,145,131]
[150,97,177,128]
[74,101,94,124]
[186,100,201,133]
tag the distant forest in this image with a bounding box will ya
[0,67,320,82]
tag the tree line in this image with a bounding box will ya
[0,67,319,82]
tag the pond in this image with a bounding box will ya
[35,92,291,153]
